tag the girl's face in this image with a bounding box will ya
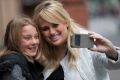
[40,20,68,47]
[20,25,39,57]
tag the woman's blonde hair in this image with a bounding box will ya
[0,15,40,62]
[34,0,83,68]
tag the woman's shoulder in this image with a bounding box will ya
[79,27,89,34]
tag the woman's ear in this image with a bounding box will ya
[64,21,69,29]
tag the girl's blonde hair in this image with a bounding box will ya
[34,0,83,68]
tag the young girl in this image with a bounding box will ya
[0,15,43,80]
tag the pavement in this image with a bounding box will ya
[88,16,120,80]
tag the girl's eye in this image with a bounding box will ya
[23,36,31,40]
[52,23,58,28]
[34,34,39,39]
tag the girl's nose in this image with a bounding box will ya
[32,38,38,44]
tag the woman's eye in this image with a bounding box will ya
[40,27,49,31]
[52,23,58,28]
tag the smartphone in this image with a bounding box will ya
[71,34,94,48]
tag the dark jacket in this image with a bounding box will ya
[0,51,64,80]
[0,52,44,80]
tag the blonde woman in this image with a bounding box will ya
[33,0,120,80]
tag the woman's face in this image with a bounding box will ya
[20,25,39,57]
[40,20,68,47]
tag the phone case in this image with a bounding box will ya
[71,34,94,48]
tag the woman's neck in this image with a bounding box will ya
[55,45,67,60]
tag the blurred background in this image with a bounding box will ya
[0,0,120,79]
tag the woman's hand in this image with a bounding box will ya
[88,32,118,60]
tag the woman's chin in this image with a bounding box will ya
[50,41,65,47]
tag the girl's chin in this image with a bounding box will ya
[26,52,37,56]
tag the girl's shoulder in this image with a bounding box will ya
[0,51,30,80]
[12,64,27,80]
[0,51,29,72]
[1,51,27,64]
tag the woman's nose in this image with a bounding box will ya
[49,28,56,34]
